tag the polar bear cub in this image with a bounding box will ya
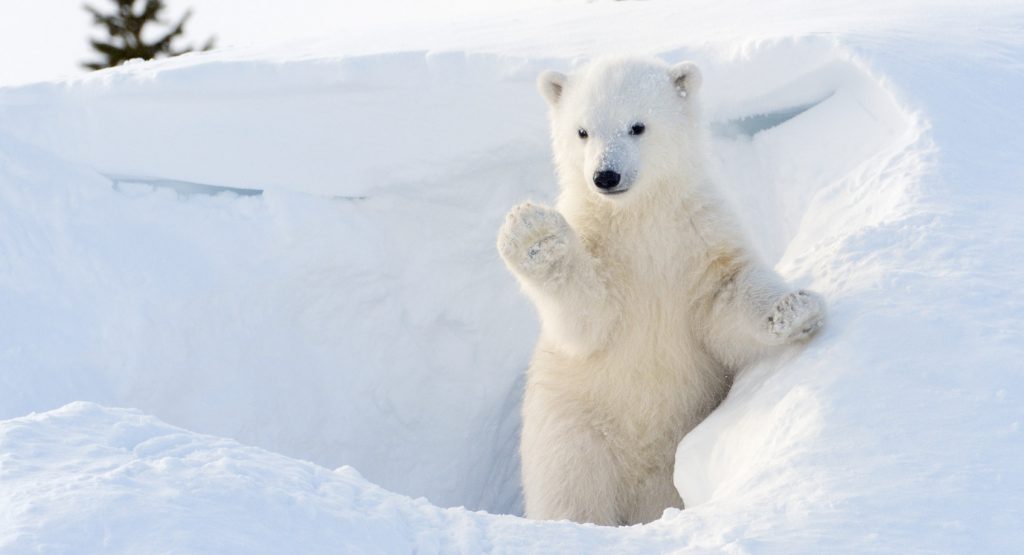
[497,56,825,526]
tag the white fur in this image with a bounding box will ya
[498,56,825,526]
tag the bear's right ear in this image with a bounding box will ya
[537,70,567,107]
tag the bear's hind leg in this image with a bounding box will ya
[521,398,621,526]
[622,463,683,525]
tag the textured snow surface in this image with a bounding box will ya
[2,0,1023,552]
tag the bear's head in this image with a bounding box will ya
[538,57,703,204]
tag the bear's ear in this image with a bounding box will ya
[669,62,702,98]
[537,70,567,107]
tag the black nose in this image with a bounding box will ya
[593,170,621,189]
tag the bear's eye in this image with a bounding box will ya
[629,123,646,136]
[577,128,589,139]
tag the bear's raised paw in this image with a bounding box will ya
[497,202,573,276]
[763,290,826,344]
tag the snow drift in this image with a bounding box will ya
[1,0,1023,552]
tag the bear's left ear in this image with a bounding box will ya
[669,62,702,98]
[538,70,567,107]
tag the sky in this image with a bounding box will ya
[0,0,567,86]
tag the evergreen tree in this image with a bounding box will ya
[82,0,214,70]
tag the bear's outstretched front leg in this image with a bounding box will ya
[705,263,826,367]
[497,202,615,356]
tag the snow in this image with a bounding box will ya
[2,0,1023,552]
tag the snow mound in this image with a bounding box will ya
[0,402,708,553]
[0,402,532,552]
[2,0,1023,552]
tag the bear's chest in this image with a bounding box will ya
[581,229,725,431]
[596,230,707,326]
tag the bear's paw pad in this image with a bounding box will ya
[498,202,571,273]
[765,290,825,343]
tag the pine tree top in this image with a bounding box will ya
[83,0,214,70]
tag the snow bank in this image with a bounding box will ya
[0,402,591,553]
[2,0,1023,552]
[0,50,564,516]
[0,402,751,553]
